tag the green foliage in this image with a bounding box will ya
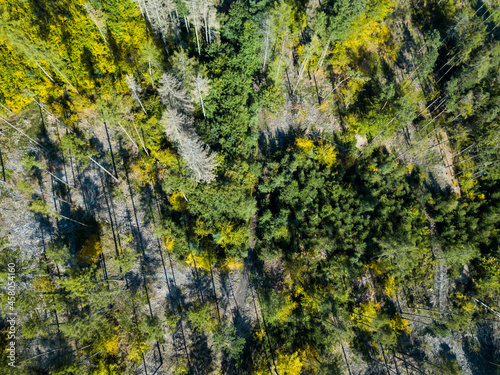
[213,319,246,366]
[1,0,500,373]
[186,301,219,333]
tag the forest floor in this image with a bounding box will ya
[0,103,259,374]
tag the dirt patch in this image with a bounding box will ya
[434,130,461,195]
[355,133,368,149]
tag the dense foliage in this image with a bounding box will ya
[0,0,499,373]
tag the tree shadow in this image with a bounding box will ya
[462,322,500,375]
[186,327,213,375]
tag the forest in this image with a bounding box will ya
[0,0,499,373]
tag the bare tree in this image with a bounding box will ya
[178,135,219,183]
[261,17,272,71]
[160,109,218,183]
[160,109,193,141]
[193,73,209,118]
[125,75,148,115]
[200,0,217,43]
[143,0,172,53]
[183,0,202,54]
[135,0,152,26]
[158,73,192,110]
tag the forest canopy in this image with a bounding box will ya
[0,0,499,374]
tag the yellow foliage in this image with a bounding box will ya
[389,313,411,334]
[129,342,149,364]
[367,164,379,172]
[459,172,478,195]
[131,156,157,187]
[221,257,244,272]
[315,142,338,168]
[169,191,187,211]
[194,219,211,238]
[296,45,305,57]
[216,222,248,250]
[151,148,177,168]
[385,276,397,297]
[172,364,189,375]
[163,236,175,252]
[254,348,317,375]
[296,138,315,153]
[275,351,303,375]
[255,328,265,341]
[32,277,54,293]
[463,302,475,313]
[368,261,386,275]
[352,302,380,331]
[342,78,368,107]
[294,283,324,312]
[186,252,212,271]
[91,361,119,375]
[455,292,467,300]
[277,293,297,322]
[103,335,119,355]
[78,234,102,263]
[331,0,395,66]
[275,226,290,241]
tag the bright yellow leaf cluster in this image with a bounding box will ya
[277,292,297,322]
[185,252,212,271]
[389,313,411,334]
[221,257,244,272]
[296,138,338,168]
[315,142,338,168]
[352,301,380,331]
[103,335,120,355]
[169,191,188,211]
[216,222,248,250]
[128,341,149,364]
[78,234,103,263]
[384,275,397,297]
[163,236,175,252]
[275,351,303,375]
[32,277,54,293]
[295,138,315,153]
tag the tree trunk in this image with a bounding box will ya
[118,121,139,151]
[88,156,119,183]
[197,86,206,118]
[0,116,45,149]
[34,60,56,83]
[132,119,149,155]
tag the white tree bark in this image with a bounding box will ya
[126,75,148,115]
[193,74,209,118]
